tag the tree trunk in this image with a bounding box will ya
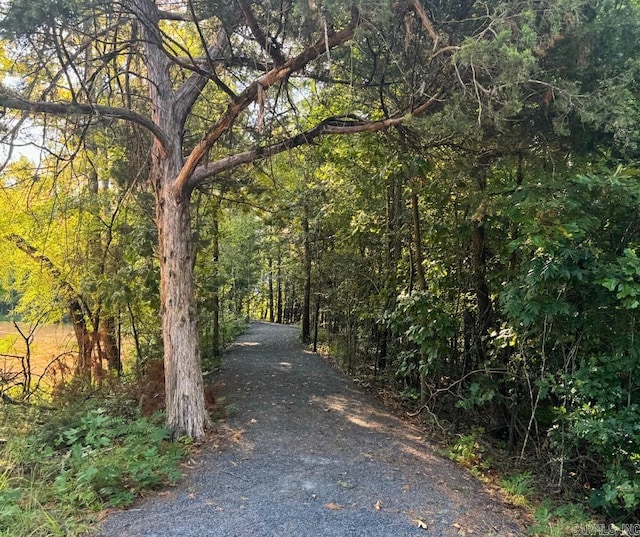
[212,201,221,357]
[312,293,320,352]
[410,189,429,405]
[268,257,275,322]
[411,191,426,291]
[471,169,493,369]
[301,212,312,343]
[276,246,283,323]
[155,171,209,440]
[101,316,121,374]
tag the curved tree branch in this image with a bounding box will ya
[189,91,444,188]
[172,7,362,196]
[0,92,170,151]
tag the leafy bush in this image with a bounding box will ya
[495,171,640,516]
[0,404,184,537]
[552,351,640,515]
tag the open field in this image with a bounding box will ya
[0,322,76,383]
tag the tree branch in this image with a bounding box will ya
[189,91,443,188]
[237,0,286,66]
[173,7,361,195]
[409,0,439,44]
[0,93,170,151]
[174,23,236,126]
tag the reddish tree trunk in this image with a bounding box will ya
[155,170,209,439]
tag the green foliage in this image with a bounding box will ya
[553,350,640,514]
[445,428,488,475]
[600,247,640,309]
[456,382,497,411]
[0,0,85,38]
[496,169,640,516]
[388,290,455,379]
[528,501,593,537]
[0,403,183,537]
[499,472,533,507]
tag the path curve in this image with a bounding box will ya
[100,322,524,536]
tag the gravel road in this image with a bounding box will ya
[99,321,524,537]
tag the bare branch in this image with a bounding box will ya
[0,93,170,151]
[174,22,236,125]
[158,9,189,22]
[173,7,362,195]
[237,0,286,67]
[189,91,443,188]
[409,0,439,44]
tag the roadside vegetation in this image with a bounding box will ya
[1,0,640,534]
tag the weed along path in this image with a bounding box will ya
[100,322,524,537]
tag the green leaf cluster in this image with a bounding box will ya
[0,403,183,536]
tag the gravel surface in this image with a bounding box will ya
[99,321,525,537]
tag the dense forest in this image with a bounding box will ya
[1,0,640,528]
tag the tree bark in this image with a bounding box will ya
[410,188,429,405]
[212,202,221,358]
[312,293,321,352]
[471,170,493,369]
[276,245,283,324]
[411,191,427,291]
[301,211,312,343]
[155,174,209,439]
[136,0,210,440]
[268,257,275,322]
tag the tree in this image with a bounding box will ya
[0,0,605,439]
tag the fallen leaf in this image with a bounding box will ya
[374,500,382,511]
[337,480,351,488]
[325,502,343,510]
[415,519,428,530]
[250,418,258,424]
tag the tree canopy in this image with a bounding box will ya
[1,0,640,518]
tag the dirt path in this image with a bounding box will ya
[100,322,524,536]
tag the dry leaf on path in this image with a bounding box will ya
[374,500,382,510]
[325,502,343,510]
[415,519,428,529]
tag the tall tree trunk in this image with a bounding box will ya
[411,191,426,291]
[471,170,493,369]
[137,0,209,439]
[276,245,283,323]
[410,188,429,405]
[268,257,275,322]
[212,200,221,357]
[378,174,403,371]
[156,174,209,439]
[312,293,321,352]
[301,211,312,343]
